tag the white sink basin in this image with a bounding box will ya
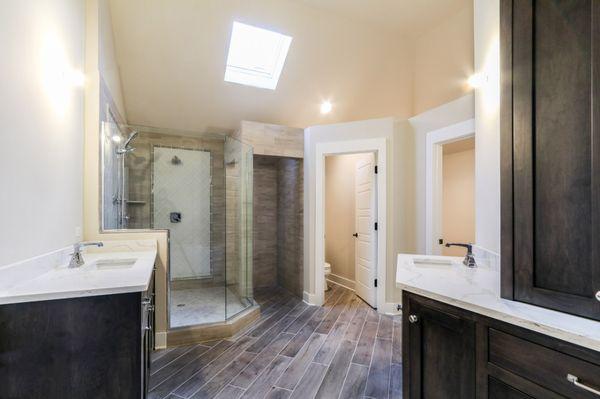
[91,258,137,269]
[413,257,454,267]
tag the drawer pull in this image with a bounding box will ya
[408,315,418,323]
[567,374,600,396]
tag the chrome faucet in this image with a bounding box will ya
[445,242,477,268]
[69,242,104,268]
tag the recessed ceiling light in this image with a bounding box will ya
[320,101,332,114]
[224,22,292,90]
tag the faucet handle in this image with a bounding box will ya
[445,242,477,268]
[68,242,103,268]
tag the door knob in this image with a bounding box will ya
[595,291,600,302]
[408,314,418,323]
[352,233,358,238]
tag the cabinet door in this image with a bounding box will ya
[403,296,475,399]
[502,0,600,319]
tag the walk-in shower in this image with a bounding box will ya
[101,121,253,330]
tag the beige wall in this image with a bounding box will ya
[413,5,474,115]
[0,0,85,266]
[442,146,475,256]
[325,153,372,283]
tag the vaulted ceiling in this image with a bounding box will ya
[108,0,470,134]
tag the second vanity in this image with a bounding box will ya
[0,240,157,399]
[397,254,600,399]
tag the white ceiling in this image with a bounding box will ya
[108,0,470,134]
[295,0,471,37]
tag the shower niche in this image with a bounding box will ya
[101,122,254,332]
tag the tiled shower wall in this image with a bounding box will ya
[253,157,279,289]
[124,131,226,283]
[277,158,304,297]
[253,155,304,297]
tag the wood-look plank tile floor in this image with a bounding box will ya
[149,285,402,399]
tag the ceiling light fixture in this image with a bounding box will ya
[320,101,332,114]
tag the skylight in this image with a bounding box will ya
[224,22,292,90]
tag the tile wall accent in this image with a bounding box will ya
[277,157,304,297]
[153,147,211,279]
[124,131,226,282]
[233,121,304,158]
[252,156,279,289]
[252,156,304,296]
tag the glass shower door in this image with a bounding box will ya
[224,136,254,319]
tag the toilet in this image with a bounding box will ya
[324,262,332,291]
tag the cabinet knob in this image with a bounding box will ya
[596,291,600,302]
[408,314,419,323]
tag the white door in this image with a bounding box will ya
[354,153,377,307]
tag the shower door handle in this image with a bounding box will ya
[352,233,358,238]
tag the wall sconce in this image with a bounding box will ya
[320,101,332,114]
[468,73,487,89]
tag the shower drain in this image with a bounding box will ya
[177,304,186,307]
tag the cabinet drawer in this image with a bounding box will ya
[489,328,600,398]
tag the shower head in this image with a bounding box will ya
[123,131,139,147]
[116,130,138,154]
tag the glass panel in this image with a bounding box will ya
[100,122,257,329]
[225,136,254,319]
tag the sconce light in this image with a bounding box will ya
[468,73,486,88]
[320,101,332,114]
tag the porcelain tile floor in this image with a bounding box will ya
[151,285,402,399]
[170,286,248,328]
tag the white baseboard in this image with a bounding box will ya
[303,290,318,305]
[154,331,167,349]
[379,302,402,315]
[326,274,355,291]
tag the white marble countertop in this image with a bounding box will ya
[0,240,157,305]
[396,253,600,352]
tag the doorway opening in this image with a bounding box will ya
[324,153,377,307]
[440,138,475,255]
[425,119,476,255]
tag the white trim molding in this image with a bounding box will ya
[425,119,475,255]
[380,302,402,315]
[154,331,167,349]
[326,274,356,291]
[303,290,319,305]
[314,138,387,311]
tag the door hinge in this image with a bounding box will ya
[374,165,378,174]
[374,278,378,287]
[374,222,378,231]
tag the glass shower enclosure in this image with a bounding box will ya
[101,122,253,329]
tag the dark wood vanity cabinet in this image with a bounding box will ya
[403,292,476,399]
[500,0,600,320]
[0,272,155,399]
[403,292,600,399]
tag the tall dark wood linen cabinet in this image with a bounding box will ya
[501,0,600,320]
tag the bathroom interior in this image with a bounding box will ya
[1,1,600,399]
